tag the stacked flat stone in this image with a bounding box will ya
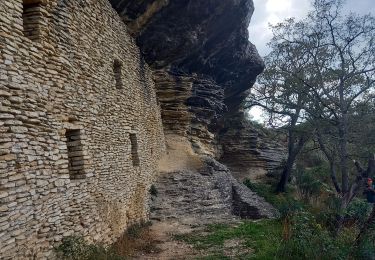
[151,157,278,225]
[0,0,165,258]
[0,0,283,259]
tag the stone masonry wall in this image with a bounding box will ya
[0,0,165,258]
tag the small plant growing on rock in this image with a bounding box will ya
[126,221,152,238]
[55,221,157,259]
[55,236,117,260]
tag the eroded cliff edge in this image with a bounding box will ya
[109,0,284,173]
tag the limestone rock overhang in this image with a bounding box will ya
[109,0,265,112]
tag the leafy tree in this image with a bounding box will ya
[247,20,314,192]
[249,0,375,200]
[305,0,375,204]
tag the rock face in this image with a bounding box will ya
[151,158,277,224]
[110,0,264,97]
[109,0,266,158]
[1,0,282,258]
[109,1,285,177]
[110,0,283,219]
[154,70,225,155]
[220,114,287,181]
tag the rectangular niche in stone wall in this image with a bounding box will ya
[65,129,86,179]
[113,59,123,89]
[22,0,44,41]
[129,133,140,167]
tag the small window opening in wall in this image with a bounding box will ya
[23,0,43,41]
[65,129,85,179]
[114,59,123,89]
[130,133,140,166]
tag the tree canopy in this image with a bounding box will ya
[248,0,375,197]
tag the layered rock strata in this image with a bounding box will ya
[151,158,277,224]
[154,70,225,155]
[109,1,285,178]
[110,0,283,229]
[220,114,286,181]
[109,0,265,157]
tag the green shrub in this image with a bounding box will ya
[55,236,122,260]
[355,237,375,260]
[295,168,324,202]
[242,179,256,191]
[353,221,375,260]
[277,210,353,260]
[346,199,373,225]
[55,236,90,259]
[312,195,342,231]
[243,178,304,219]
[243,179,286,207]
[242,178,372,260]
[55,221,154,260]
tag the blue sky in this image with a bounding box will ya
[247,0,374,122]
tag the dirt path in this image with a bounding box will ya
[133,220,200,260]
[134,138,276,259]
[132,218,254,260]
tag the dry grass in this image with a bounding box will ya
[56,222,162,259]
[111,222,162,257]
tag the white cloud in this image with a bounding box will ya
[249,0,311,56]
[265,0,293,14]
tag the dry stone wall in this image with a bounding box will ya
[0,0,165,258]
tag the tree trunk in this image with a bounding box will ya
[276,135,306,193]
[316,128,342,193]
[339,112,349,193]
[335,155,375,233]
[329,162,341,193]
[277,156,295,193]
[367,155,375,176]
